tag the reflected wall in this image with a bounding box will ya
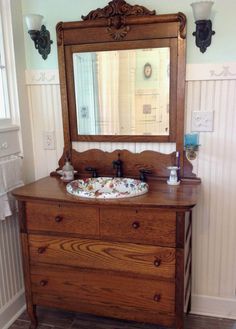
[73,48,170,136]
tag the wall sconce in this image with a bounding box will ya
[25,14,53,60]
[184,133,200,161]
[191,1,215,53]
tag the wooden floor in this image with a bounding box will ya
[9,307,236,329]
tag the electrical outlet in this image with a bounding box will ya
[192,111,214,132]
[43,131,56,150]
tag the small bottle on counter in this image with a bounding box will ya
[62,155,74,182]
[176,151,180,182]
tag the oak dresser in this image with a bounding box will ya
[13,176,200,329]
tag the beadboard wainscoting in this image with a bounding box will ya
[185,64,236,319]
[25,70,64,178]
[0,216,25,329]
[0,132,25,328]
[25,63,236,319]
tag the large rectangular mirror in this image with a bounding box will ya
[73,47,170,136]
[57,0,186,146]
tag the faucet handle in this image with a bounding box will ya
[85,167,97,178]
[112,154,123,177]
[139,169,152,182]
[112,153,122,166]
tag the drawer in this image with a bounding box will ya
[100,208,176,247]
[26,202,99,236]
[29,234,176,279]
[31,265,175,325]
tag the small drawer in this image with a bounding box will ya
[26,202,99,237]
[100,208,176,247]
[31,265,175,319]
[29,234,176,279]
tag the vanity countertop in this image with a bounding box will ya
[12,176,200,210]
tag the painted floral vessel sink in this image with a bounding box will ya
[66,177,148,199]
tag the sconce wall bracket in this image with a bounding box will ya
[193,19,215,53]
[185,145,200,161]
[28,25,53,60]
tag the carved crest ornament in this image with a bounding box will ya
[82,0,156,40]
[56,0,186,44]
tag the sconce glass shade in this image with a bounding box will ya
[24,14,52,60]
[191,1,214,21]
[25,14,43,31]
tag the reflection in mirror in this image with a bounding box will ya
[73,48,170,136]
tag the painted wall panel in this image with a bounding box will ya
[185,79,236,313]
[21,0,236,68]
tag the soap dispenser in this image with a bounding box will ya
[62,154,74,182]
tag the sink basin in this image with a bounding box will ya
[66,177,148,199]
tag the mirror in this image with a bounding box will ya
[57,0,186,146]
[73,48,170,136]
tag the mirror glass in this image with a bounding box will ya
[73,47,170,136]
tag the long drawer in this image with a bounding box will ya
[26,202,99,237]
[29,234,176,279]
[31,265,175,326]
[100,208,176,246]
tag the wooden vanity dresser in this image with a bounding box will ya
[13,149,200,329]
[13,1,201,328]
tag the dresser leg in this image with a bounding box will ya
[176,316,184,329]
[28,304,38,329]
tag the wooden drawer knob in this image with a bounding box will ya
[132,221,140,229]
[40,280,48,287]
[38,247,47,254]
[154,294,161,302]
[55,215,63,223]
[154,258,161,267]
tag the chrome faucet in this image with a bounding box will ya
[112,153,123,178]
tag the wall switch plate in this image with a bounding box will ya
[43,131,56,150]
[191,111,214,132]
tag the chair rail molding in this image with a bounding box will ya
[25,69,59,85]
[186,62,236,81]
[26,62,236,86]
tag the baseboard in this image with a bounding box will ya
[0,290,26,329]
[191,294,236,320]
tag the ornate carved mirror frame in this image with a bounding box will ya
[56,0,187,153]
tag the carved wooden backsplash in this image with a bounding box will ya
[57,148,196,180]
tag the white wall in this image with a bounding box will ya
[25,62,236,319]
[186,63,236,318]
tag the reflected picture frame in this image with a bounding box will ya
[143,62,152,78]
